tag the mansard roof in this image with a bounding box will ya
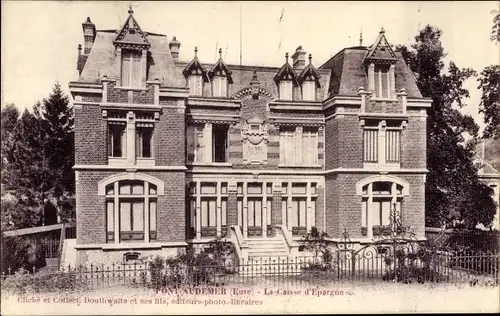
[319,47,422,98]
[183,47,209,80]
[113,7,150,49]
[273,53,298,84]
[297,54,322,86]
[363,27,398,64]
[208,49,233,83]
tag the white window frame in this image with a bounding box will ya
[121,49,143,88]
[302,80,316,101]
[279,126,318,166]
[212,76,228,97]
[188,75,203,96]
[362,120,402,168]
[279,80,293,100]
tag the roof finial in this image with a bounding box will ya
[308,53,312,64]
[219,48,222,59]
[128,4,134,15]
[380,27,385,34]
[194,46,198,57]
[359,26,363,46]
[285,52,289,63]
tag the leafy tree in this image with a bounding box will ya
[478,11,500,140]
[1,104,20,182]
[300,226,331,265]
[396,26,497,229]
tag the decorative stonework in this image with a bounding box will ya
[241,116,269,164]
[233,86,275,101]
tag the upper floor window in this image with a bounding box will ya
[279,80,293,100]
[363,120,402,165]
[279,126,318,165]
[108,123,126,158]
[121,49,142,87]
[212,76,228,97]
[136,124,154,158]
[373,65,390,99]
[302,80,316,101]
[187,123,228,163]
[188,75,203,96]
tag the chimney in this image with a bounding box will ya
[291,46,307,70]
[169,36,181,61]
[82,17,96,55]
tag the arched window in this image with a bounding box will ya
[105,180,158,243]
[356,176,409,238]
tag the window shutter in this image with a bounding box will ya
[132,51,142,87]
[121,51,132,86]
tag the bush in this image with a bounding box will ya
[1,236,31,275]
[2,268,85,295]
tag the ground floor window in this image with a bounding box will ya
[105,180,157,242]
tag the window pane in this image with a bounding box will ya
[363,129,378,162]
[254,199,262,227]
[201,200,208,227]
[221,183,228,194]
[247,199,255,226]
[291,183,307,194]
[107,201,114,232]
[132,201,144,231]
[221,198,227,226]
[119,183,131,195]
[311,198,316,227]
[109,124,126,157]
[372,200,381,226]
[302,81,315,101]
[132,183,144,195]
[299,199,306,227]
[149,200,157,231]
[282,198,288,226]
[291,199,299,227]
[195,124,204,162]
[373,182,392,195]
[237,183,243,195]
[381,201,391,226]
[120,202,131,232]
[282,183,288,194]
[190,199,196,229]
[266,183,272,195]
[149,184,157,195]
[106,184,115,195]
[386,130,401,162]
[200,183,217,194]
[121,50,131,86]
[132,51,142,87]
[361,199,367,228]
[237,198,243,226]
[212,125,228,163]
[266,198,272,224]
[247,183,262,194]
[136,127,153,158]
[208,199,216,227]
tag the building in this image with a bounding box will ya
[476,139,500,230]
[68,8,431,266]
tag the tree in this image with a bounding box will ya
[396,26,497,229]
[37,83,75,223]
[1,104,20,182]
[478,11,500,140]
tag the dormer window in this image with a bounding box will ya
[121,49,142,87]
[212,75,228,97]
[374,65,390,99]
[188,75,203,96]
[302,80,316,101]
[279,80,293,100]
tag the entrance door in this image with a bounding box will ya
[247,198,263,237]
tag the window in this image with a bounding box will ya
[188,75,203,96]
[280,126,318,165]
[188,181,229,238]
[373,65,389,98]
[212,125,228,162]
[105,180,157,242]
[279,80,293,100]
[361,181,404,237]
[212,76,228,97]
[136,125,153,158]
[363,120,402,164]
[108,124,126,157]
[282,182,315,236]
[121,49,142,87]
[302,80,316,101]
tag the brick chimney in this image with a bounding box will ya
[82,17,96,55]
[291,46,307,70]
[169,36,181,61]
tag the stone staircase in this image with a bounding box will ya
[246,238,290,259]
[59,239,77,271]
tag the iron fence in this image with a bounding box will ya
[2,252,499,291]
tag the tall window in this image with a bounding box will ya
[188,182,228,238]
[108,123,126,157]
[373,65,389,98]
[187,123,228,163]
[188,75,203,96]
[105,180,157,242]
[279,80,293,100]
[302,80,316,101]
[121,49,142,87]
[280,126,318,165]
[363,120,402,164]
[212,76,228,97]
[136,125,153,158]
[361,181,403,237]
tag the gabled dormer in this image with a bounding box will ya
[208,49,233,98]
[114,7,150,88]
[183,47,209,96]
[363,28,398,99]
[273,53,298,101]
[297,54,321,102]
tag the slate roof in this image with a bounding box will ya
[78,31,185,88]
[319,47,423,98]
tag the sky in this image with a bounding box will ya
[1,1,498,129]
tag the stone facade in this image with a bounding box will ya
[69,8,431,265]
